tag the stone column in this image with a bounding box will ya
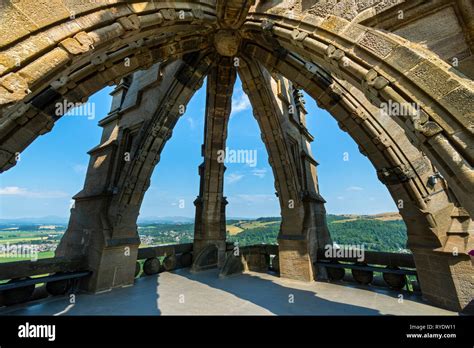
[239,57,331,282]
[409,206,474,313]
[193,56,236,270]
[56,53,213,292]
[55,75,140,293]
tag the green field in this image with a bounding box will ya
[0,226,59,264]
[0,237,46,243]
[0,251,55,263]
[0,214,409,268]
[225,215,408,252]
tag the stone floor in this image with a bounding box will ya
[0,268,456,315]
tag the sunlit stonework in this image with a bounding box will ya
[0,0,473,314]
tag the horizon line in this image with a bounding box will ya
[0,211,402,221]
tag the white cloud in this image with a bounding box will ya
[234,194,276,203]
[227,173,244,183]
[252,168,267,178]
[231,93,251,114]
[337,196,345,200]
[346,186,364,191]
[0,187,26,195]
[0,186,69,198]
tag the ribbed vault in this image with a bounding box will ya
[0,0,472,312]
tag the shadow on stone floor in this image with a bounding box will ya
[0,275,162,316]
[169,269,382,315]
[1,268,455,315]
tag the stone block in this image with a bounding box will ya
[406,61,459,100]
[18,47,70,88]
[385,46,424,74]
[12,0,70,29]
[278,238,314,282]
[88,23,125,46]
[440,86,474,124]
[319,15,350,34]
[0,6,37,47]
[358,30,397,58]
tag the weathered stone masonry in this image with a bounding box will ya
[0,0,472,312]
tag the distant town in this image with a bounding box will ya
[0,213,409,263]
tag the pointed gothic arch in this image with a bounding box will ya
[0,0,472,312]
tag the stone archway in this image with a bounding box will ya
[0,1,216,171]
[241,44,473,311]
[55,53,214,291]
[238,57,332,282]
[241,7,474,217]
[0,0,473,312]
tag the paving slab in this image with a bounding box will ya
[0,269,457,316]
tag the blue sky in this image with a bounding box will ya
[0,77,397,219]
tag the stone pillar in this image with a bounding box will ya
[410,207,474,313]
[193,56,236,269]
[57,54,213,292]
[277,87,331,282]
[55,76,140,292]
[239,58,331,282]
[413,249,473,313]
